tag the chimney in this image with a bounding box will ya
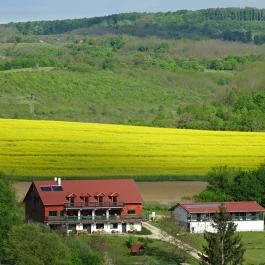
[58,177,61,186]
[54,177,58,183]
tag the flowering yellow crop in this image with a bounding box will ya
[0,119,265,179]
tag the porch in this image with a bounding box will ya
[46,215,145,223]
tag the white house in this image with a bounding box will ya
[170,201,265,233]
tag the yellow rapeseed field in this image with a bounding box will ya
[0,118,265,179]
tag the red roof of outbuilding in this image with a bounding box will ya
[30,179,143,206]
[173,201,265,214]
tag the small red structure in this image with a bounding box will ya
[131,243,145,256]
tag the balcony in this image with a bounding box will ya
[187,212,263,222]
[46,215,146,224]
[64,201,124,209]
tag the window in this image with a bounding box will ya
[49,211,57,217]
[66,194,77,205]
[110,223,118,229]
[96,223,104,229]
[70,197,75,204]
[112,196,117,203]
[196,213,201,221]
[60,211,64,217]
[239,212,246,221]
[127,209,136,215]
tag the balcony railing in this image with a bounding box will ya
[187,214,263,222]
[64,201,124,209]
[46,215,146,223]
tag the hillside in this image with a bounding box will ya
[1,119,265,180]
[4,8,265,44]
[1,9,265,132]
[0,37,264,131]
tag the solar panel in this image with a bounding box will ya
[41,186,52,191]
[52,185,63,191]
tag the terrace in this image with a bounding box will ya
[46,215,146,224]
[187,212,263,222]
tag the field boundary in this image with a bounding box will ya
[7,174,209,182]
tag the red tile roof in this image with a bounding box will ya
[174,201,265,214]
[31,179,143,206]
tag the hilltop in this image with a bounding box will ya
[3,8,265,44]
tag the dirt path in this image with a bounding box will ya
[142,222,202,261]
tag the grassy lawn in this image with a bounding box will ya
[182,232,265,265]
[151,217,265,264]
[94,235,200,265]
[241,232,265,265]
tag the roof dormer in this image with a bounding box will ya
[94,192,105,203]
[109,192,119,202]
[80,193,91,203]
[66,193,77,204]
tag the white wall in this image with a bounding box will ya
[235,220,264,232]
[190,221,215,233]
[189,220,264,233]
[91,223,97,233]
[126,222,142,232]
[79,222,142,233]
[76,224,83,231]
[103,223,123,233]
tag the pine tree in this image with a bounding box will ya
[201,205,245,265]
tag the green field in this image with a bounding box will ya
[186,232,265,265]
[0,119,265,180]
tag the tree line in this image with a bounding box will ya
[195,164,265,203]
[5,8,265,44]
[201,7,265,21]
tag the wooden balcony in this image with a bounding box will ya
[46,215,146,224]
[64,201,124,209]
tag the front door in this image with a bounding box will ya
[84,224,91,233]
[122,223,126,233]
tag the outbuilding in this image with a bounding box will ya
[170,201,265,233]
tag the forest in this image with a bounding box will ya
[4,7,265,44]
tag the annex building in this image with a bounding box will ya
[170,201,265,233]
[24,178,144,233]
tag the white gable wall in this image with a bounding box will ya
[173,205,188,223]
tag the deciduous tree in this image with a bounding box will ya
[0,173,19,253]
